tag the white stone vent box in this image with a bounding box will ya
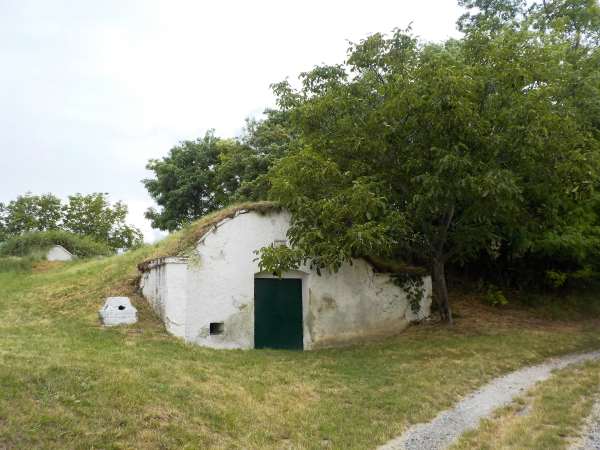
[99,297,138,326]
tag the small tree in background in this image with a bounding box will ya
[63,193,143,250]
[143,132,230,231]
[0,193,143,251]
[0,193,62,235]
[143,111,291,232]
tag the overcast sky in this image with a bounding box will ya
[0,0,463,241]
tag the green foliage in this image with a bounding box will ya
[466,193,600,290]
[0,193,62,235]
[260,148,407,274]
[256,243,305,277]
[144,114,291,232]
[546,270,568,288]
[258,0,600,322]
[484,285,509,307]
[457,0,528,33]
[0,230,112,258]
[144,132,232,231]
[391,273,427,314]
[63,193,143,250]
[0,193,143,251]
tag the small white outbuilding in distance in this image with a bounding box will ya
[138,203,432,350]
[46,245,74,261]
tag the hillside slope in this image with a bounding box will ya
[1,243,600,449]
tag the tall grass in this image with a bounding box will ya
[1,244,600,448]
[0,256,34,273]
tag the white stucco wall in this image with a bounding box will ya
[301,260,432,349]
[139,210,432,350]
[140,257,188,337]
[47,245,73,261]
[184,211,291,349]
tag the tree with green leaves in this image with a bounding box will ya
[0,192,143,251]
[62,193,143,250]
[0,193,62,236]
[143,112,291,231]
[456,0,600,288]
[144,132,232,231]
[257,0,600,323]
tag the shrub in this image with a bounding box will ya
[546,270,568,289]
[0,230,112,258]
[484,285,509,307]
[0,256,34,273]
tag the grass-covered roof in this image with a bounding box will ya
[138,201,281,271]
[138,201,426,276]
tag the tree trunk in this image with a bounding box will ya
[432,258,453,325]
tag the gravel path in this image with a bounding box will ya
[571,395,600,450]
[378,350,600,450]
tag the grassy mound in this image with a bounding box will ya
[1,245,600,448]
[1,205,599,448]
[0,230,112,259]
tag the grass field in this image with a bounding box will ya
[1,247,600,449]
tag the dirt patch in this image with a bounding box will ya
[31,261,66,273]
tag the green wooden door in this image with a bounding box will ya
[254,278,303,350]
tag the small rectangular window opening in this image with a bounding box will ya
[210,322,224,335]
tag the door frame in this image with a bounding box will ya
[254,270,309,350]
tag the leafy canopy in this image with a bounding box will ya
[0,193,143,251]
[62,193,143,250]
[143,111,291,232]
[257,0,600,320]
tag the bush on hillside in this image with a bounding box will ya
[0,230,112,258]
[0,256,34,273]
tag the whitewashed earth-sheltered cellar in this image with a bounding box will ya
[138,203,432,350]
